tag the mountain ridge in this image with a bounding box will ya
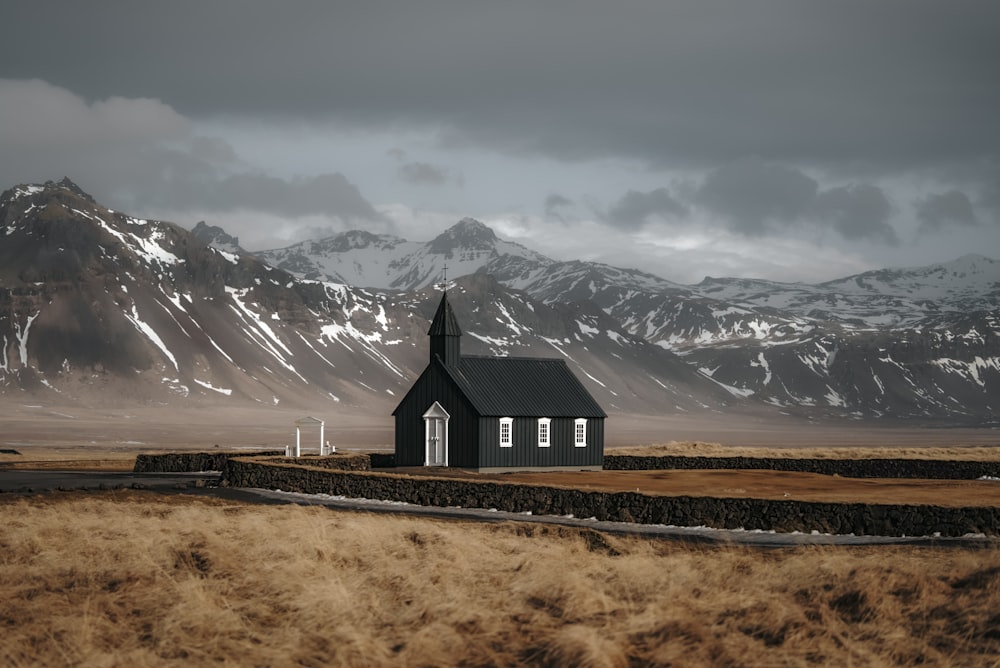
[3,179,998,423]
[1,180,729,416]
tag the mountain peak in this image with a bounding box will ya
[192,221,243,254]
[48,177,95,202]
[428,218,498,253]
[2,177,96,206]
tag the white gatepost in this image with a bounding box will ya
[293,416,326,457]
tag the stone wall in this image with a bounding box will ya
[133,451,284,473]
[604,455,1000,479]
[370,453,1000,479]
[222,457,1000,537]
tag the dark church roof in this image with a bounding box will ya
[442,355,607,418]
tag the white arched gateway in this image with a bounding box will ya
[291,416,328,457]
[422,402,449,466]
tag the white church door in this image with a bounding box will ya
[422,402,450,467]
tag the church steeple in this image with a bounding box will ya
[429,290,461,367]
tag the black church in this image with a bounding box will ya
[392,291,606,471]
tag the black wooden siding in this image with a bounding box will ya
[477,416,604,469]
[393,363,479,468]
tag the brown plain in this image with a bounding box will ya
[2,492,1000,667]
[4,403,1000,665]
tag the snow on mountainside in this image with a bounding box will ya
[253,230,418,286]
[253,218,552,291]
[0,179,417,407]
[697,255,1000,329]
[203,214,1000,422]
[1,179,995,421]
[0,180,725,415]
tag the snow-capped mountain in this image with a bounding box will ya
[252,218,552,291]
[0,180,726,415]
[2,179,996,421]
[204,213,1000,422]
[697,254,1000,329]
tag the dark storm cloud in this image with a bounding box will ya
[695,159,818,234]
[3,1,998,171]
[606,188,688,229]
[124,144,383,221]
[193,172,383,220]
[814,184,897,244]
[398,162,449,186]
[916,190,978,233]
[682,159,898,244]
[117,150,383,222]
[544,193,574,220]
[0,79,383,224]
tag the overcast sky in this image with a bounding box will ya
[2,1,998,284]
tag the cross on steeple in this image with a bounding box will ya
[435,263,449,292]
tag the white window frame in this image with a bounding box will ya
[574,418,587,447]
[499,417,513,448]
[537,417,551,447]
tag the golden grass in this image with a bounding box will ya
[610,440,1000,461]
[0,450,136,471]
[3,493,1000,666]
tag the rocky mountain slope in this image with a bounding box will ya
[3,179,997,421]
[0,180,728,415]
[203,211,1000,423]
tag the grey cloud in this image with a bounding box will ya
[814,184,897,244]
[398,161,450,186]
[696,159,818,234]
[691,159,899,244]
[606,188,688,229]
[3,2,998,173]
[208,172,382,220]
[0,79,383,225]
[133,152,384,221]
[917,190,978,233]
[544,193,574,220]
[189,136,240,165]
[0,78,188,150]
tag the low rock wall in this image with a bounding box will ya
[369,453,1000,479]
[604,455,1000,479]
[222,457,1000,537]
[255,454,372,471]
[133,451,284,473]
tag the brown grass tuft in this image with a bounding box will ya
[2,491,1000,666]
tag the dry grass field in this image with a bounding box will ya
[4,404,1000,665]
[3,491,1000,667]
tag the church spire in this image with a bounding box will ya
[429,290,461,367]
